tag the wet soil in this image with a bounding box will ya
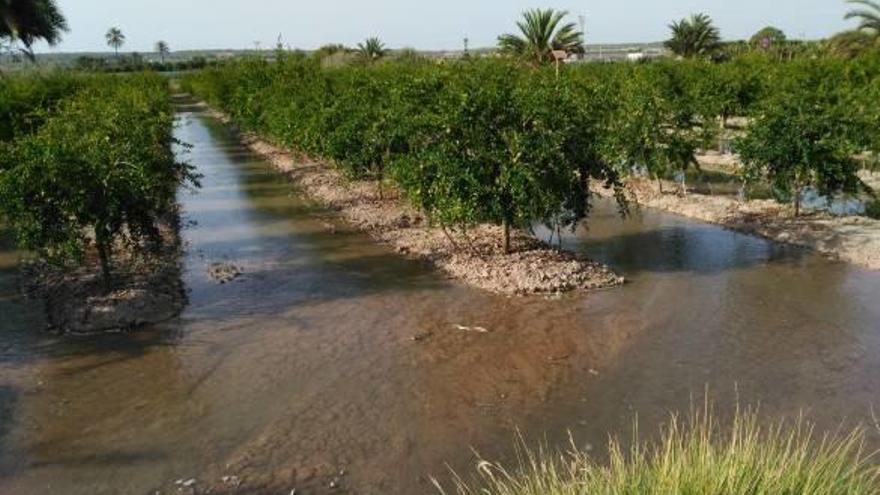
[22,235,186,335]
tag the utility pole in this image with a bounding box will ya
[578,14,586,60]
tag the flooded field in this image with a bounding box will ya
[2,104,880,494]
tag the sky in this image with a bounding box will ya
[37,0,855,53]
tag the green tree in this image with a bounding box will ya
[497,8,584,64]
[314,43,348,57]
[155,40,169,64]
[735,69,869,216]
[602,65,703,195]
[692,60,762,147]
[356,37,387,62]
[665,13,721,59]
[0,75,199,289]
[750,26,787,48]
[0,0,67,59]
[105,27,125,56]
[845,0,880,37]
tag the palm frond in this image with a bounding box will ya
[846,0,880,34]
[0,0,68,48]
[496,8,583,64]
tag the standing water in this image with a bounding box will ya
[1,101,880,494]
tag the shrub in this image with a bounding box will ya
[438,408,880,495]
[0,73,199,288]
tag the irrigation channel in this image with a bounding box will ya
[2,99,880,494]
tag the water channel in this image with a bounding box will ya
[1,102,879,494]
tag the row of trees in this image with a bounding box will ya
[311,4,878,70]
[103,27,171,64]
[665,1,880,60]
[0,73,199,288]
[182,54,879,251]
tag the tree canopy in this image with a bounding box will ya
[497,8,584,64]
[356,37,387,61]
[105,27,125,55]
[750,26,787,48]
[0,0,67,57]
[665,13,721,59]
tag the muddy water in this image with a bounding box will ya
[2,104,880,495]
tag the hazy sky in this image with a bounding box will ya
[38,0,855,53]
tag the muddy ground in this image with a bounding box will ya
[22,222,187,335]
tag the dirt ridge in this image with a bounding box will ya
[201,103,624,295]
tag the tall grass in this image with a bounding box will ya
[438,407,880,495]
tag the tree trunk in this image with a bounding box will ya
[679,169,688,196]
[441,226,461,252]
[95,226,113,293]
[793,180,802,217]
[719,114,728,153]
[502,218,511,254]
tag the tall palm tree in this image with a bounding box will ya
[356,37,387,61]
[0,0,67,58]
[497,8,584,64]
[105,27,125,57]
[665,13,721,59]
[155,40,169,63]
[845,0,880,36]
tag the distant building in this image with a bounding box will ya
[626,52,646,62]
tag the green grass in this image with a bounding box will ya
[438,407,880,495]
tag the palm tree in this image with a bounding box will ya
[356,37,387,61]
[0,0,68,58]
[155,40,169,63]
[105,27,125,57]
[845,0,880,37]
[497,8,584,64]
[665,13,721,59]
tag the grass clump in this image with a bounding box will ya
[439,408,880,495]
